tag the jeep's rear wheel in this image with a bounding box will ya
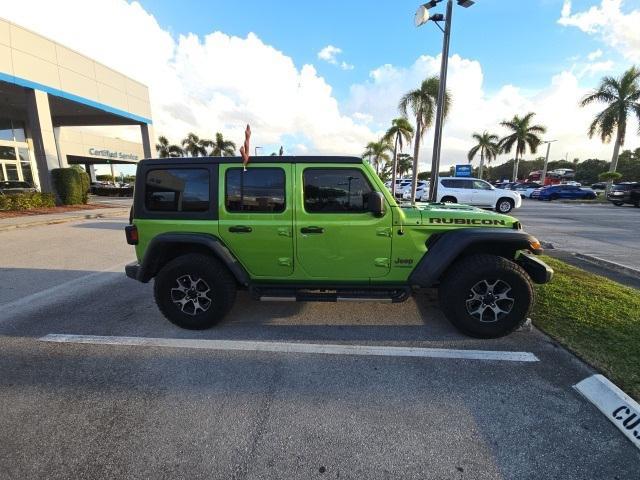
[154,253,236,329]
[438,254,533,338]
[441,196,457,203]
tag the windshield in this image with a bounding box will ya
[611,184,631,191]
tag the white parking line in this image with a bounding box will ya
[40,334,539,362]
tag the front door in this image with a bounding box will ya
[218,164,294,278]
[295,166,392,280]
[470,179,496,206]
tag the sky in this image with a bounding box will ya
[2,0,640,176]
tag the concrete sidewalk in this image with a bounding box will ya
[0,207,130,232]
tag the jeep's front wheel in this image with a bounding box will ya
[154,253,236,329]
[438,254,533,338]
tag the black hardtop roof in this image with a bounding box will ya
[139,155,363,166]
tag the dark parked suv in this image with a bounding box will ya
[607,182,640,207]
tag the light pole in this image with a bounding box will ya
[415,0,474,204]
[540,140,557,186]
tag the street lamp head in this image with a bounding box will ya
[457,0,475,7]
[414,5,430,27]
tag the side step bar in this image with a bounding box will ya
[250,286,411,303]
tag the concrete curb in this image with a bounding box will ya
[0,208,130,232]
[572,252,640,280]
[541,241,640,280]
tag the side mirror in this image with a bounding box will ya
[369,191,385,217]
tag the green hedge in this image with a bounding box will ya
[51,168,87,205]
[78,169,90,203]
[0,192,56,211]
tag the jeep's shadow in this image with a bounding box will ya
[0,266,498,346]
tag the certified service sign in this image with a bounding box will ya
[455,164,472,177]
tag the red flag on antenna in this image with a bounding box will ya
[239,124,251,170]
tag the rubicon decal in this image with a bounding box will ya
[429,218,507,226]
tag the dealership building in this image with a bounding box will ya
[0,17,153,192]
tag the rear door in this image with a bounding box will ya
[446,179,473,203]
[294,165,392,280]
[218,164,294,278]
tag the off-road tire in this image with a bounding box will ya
[441,196,457,203]
[154,253,236,329]
[438,254,534,338]
[496,198,514,213]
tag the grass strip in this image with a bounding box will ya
[532,256,640,399]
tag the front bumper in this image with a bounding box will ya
[517,252,553,284]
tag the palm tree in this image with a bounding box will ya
[383,118,414,196]
[181,132,211,157]
[467,131,500,179]
[362,139,393,176]
[397,153,413,178]
[210,132,236,156]
[580,66,640,173]
[498,112,547,181]
[155,136,183,158]
[399,76,451,201]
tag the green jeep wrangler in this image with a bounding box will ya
[125,156,552,338]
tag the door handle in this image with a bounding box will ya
[229,225,252,233]
[300,226,324,234]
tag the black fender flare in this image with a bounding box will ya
[408,228,543,287]
[135,233,250,285]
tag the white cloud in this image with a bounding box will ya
[318,45,342,63]
[3,1,370,156]
[346,54,638,170]
[559,0,640,62]
[587,49,603,61]
[318,45,353,70]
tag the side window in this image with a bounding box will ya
[472,180,492,190]
[145,168,209,212]
[225,168,285,213]
[304,168,372,213]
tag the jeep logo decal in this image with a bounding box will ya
[428,218,507,226]
[394,257,414,265]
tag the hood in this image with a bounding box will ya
[399,202,518,228]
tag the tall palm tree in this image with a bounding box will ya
[210,132,237,156]
[362,139,393,176]
[155,136,183,158]
[181,132,211,157]
[399,76,451,201]
[498,112,546,181]
[397,153,413,178]
[467,131,500,179]
[383,117,414,196]
[580,66,640,173]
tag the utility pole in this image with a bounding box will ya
[426,0,452,204]
[540,140,556,186]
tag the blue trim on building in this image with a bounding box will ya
[0,71,153,125]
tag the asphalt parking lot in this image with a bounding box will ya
[515,199,640,272]
[0,215,638,479]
